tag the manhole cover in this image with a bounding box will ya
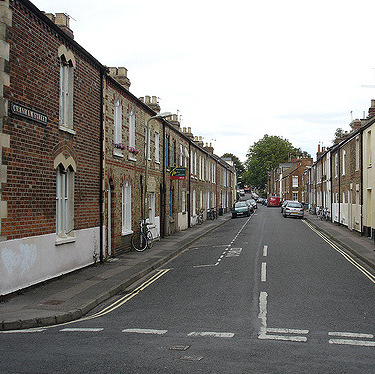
[170,345,190,351]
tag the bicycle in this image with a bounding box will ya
[131,220,153,251]
[320,208,330,221]
[197,209,204,225]
[308,204,316,215]
[207,208,217,220]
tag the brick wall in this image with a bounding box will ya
[2,0,102,239]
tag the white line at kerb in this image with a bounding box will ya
[261,262,267,282]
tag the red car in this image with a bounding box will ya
[267,196,282,207]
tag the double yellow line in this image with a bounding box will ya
[303,220,375,285]
[82,269,171,321]
[24,268,171,331]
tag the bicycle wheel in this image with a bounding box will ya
[146,230,153,249]
[131,232,148,251]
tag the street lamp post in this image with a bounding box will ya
[144,112,172,223]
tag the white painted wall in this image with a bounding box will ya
[178,212,189,230]
[0,227,100,296]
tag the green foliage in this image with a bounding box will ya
[243,134,309,189]
[332,128,345,144]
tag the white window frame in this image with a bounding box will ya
[122,181,132,235]
[56,166,75,244]
[155,132,160,163]
[129,110,136,161]
[59,59,75,134]
[182,190,186,213]
[292,176,298,188]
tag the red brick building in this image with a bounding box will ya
[0,0,105,295]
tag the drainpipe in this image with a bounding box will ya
[360,129,363,235]
[338,150,341,224]
[188,141,191,228]
[99,69,105,263]
[330,151,333,222]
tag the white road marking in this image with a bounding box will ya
[261,262,267,282]
[267,328,309,335]
[258,291,268,337]
[263,245,268,256]
[0,329,46,334]
[329,332,374,339]
[329,339,375,347]
[259,334,308,342]
[60,328,104,332]
[193,264,215,268]
[188,331,235,338]
[122,328,167,335]
[226,248,242,257]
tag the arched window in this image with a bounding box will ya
[58,46,75,133]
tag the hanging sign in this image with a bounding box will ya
[170,166,186,180]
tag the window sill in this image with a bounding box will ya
[128,155,137,162]
[55,233,76,246]
[113,149,124,158]
[59,124,76,135]
[122,229,133,236]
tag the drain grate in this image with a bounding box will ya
[169,345,190,351]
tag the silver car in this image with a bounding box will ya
[282,201,304,219]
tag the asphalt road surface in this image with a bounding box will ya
[1,203,375,373]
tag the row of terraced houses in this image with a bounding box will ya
[268,99,375,242]
[0,0,236,296]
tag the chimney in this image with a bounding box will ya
[167,113,180,131]
[368,99,375,119]
[55,13,74,39]
[142,95,160,113]
[350,118,362,131]
[108,67,131,90]
[203,142,214,154]
[316,143,324,159]
[182,126,194,140]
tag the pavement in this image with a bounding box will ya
[1,209,374,331]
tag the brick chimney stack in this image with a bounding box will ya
[167,114,180,131]
[368,99,375,119]
[45,13,74,39]
[108,67,131,91]
[182,127,194,140]
[350,118,362,131]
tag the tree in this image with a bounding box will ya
[332,128,345,144]
[221,152,245,187]
[243,134,305,190]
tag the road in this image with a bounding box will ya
[1,202,375,373]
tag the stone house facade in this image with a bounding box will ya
[280,158,313,202]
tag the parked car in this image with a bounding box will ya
[267,196,282,207]
[232,201,251,218]
[245,200,255,213]
[281,200,293,214]
[282,201,304,218]
[246,199,257,210]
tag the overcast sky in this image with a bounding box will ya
[33,0,375,162]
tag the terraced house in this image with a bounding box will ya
[0,0,236,296]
